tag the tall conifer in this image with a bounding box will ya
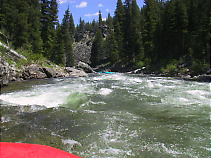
[142,0,160,63]
[61,7,74,66]
[28,0,43,54]
[99,10,103,26]
[105,30,119,64]
[40,0,58,58]
[113,0,124,61]
[53,24,65,65]
[91,29,104,66]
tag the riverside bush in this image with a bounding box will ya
[189,60,208,76]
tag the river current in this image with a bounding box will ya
[0,73,210,157]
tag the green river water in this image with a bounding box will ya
[0,73,210,157]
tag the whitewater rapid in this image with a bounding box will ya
[1,73,210,157]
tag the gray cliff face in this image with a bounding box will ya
[73,42,92,64]
[73,25,111,65]
[73,31,95,64]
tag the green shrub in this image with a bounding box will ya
[135,61,144,69]
[189,60,208,76]
[161,59,179,73]
[166,63,177,73]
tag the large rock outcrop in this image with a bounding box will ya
[73,26,111,65]
[73,42,91,64]
[0,60,89,86]
[0,58,12,85]
[22,64,47,80]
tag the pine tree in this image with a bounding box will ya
[40,0,58,58]
[92,19,97,31]
[113,0,124,61]
[69,13,75,37]
[106,13,113,29]
[91,29,104,67]
[64,32,74,67]
[141,0,160,63]
[79,17,85,33]
[114,0,125,28]
[27,0,43,54]
[105,30,119,64]
[53,24,65,65]
[98,10,103,26]
[0,0,6,29]
[2,0,30,48]
[131,0,143,62]
[120,0,142,64]
[85,22,92,31]
[61,7,74,67]
[173,0,188,58]
[186,0,210,62]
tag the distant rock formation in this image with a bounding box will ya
[73,25,111,65]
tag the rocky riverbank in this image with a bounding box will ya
[0,58,95,87]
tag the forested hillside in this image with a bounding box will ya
[0,0,210,75]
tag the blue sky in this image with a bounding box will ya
[57,0,145,25]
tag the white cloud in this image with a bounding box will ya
[58,0,75,4]
[106,9,111,12]
[98,4,103,7]
[76,1,87,8]
[102,18,107,21]
[85,12,99,18]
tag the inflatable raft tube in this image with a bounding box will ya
[99,71,115,74]
[0,142,81,158]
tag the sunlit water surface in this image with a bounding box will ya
[1,73,210,157]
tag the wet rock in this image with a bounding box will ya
[195,75,211,82]
[76,61,95,73]
[42,67,57,78]
[22,64,47,79]
[65,67,88,77]
[181,74,192,80]
[0,58,11,85]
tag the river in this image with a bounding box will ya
[0,73,210,157]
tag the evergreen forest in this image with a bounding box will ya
[0,0,210,75]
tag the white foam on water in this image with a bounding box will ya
[187,90,209,99]
[98,88,113,96]
[130,77,143,83]
[62,139,82,150]
[147,80,154,88]
[0,79,95,108]
[99,147,125,155]
[0,89,67,108]
[1,116,11,123]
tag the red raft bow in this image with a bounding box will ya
[0,142,81,158]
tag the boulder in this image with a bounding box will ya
[22,64,47,79]
[0,58,11,85]
[76,61,95,73]
[65,67,88,77]
[42,67,57,78]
